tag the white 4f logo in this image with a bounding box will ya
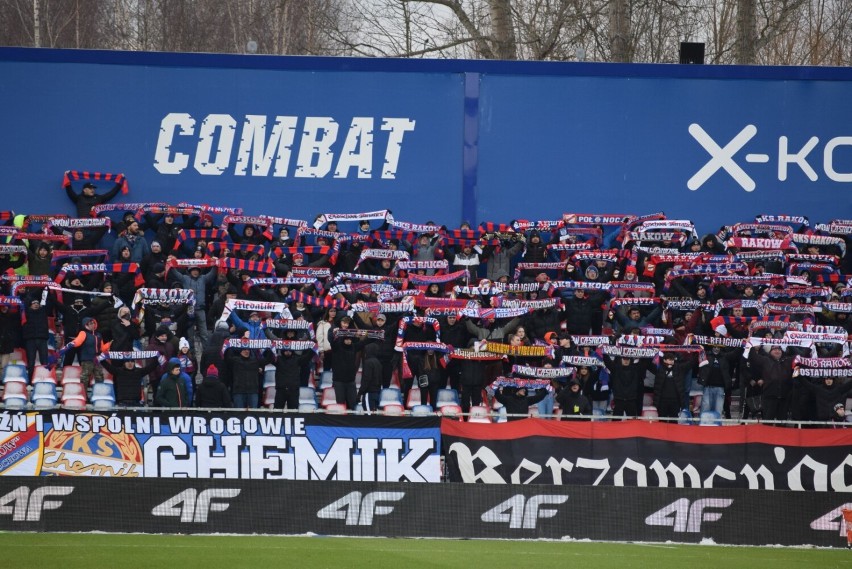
[0,486,74,521]
[317,491,405,526]
[645,498,733,533]
[688,123,852,192]
[152,489,241,523]
[481,495,569,529]
[810,503,852,536]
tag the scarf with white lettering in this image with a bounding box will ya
[177,202,244,216]
[601,345,659,359]
[512,365,575,378]
[349,301,415,314]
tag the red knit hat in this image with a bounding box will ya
[206,365,219,378]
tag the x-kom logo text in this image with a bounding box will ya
[688,124,852,192]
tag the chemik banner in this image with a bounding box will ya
[442,419,852,492]
[0,411,440,482]
[1,477,851,546]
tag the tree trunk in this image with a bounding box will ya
[609,0,629,62]
[736,0,756,64]
[33,0,40,47]
[489,0,517,60]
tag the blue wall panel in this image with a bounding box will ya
[1,48,850,232]
[1,56,464,225]
[476,74,852,231]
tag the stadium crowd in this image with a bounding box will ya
[0,171,850,424]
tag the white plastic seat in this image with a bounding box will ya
[493,406,508,423]
[324,403,348,415]
[2,382,28,409]
[263,365,277,388]
[298,402,318,413]
[699,411,721,426]
[641,406,659,421]
[3,364,28,385]
[437,404,462,419]
[90,382,115,411]
[318,370,333,390]
[410,404,434,417]
[405,386,422,409]
[468,405,491,423]
[31,366,56,385]
[300,386,318,406]
[9,348,26,365]
[379,388,403,408]
[383,404,405,416]
[60,365,82,385]
[61,383,87,409]
[434,388,460,409]
[262,386,276,408]
[92,399,115,411]
[32,382,57,399]
[319,387,336,407]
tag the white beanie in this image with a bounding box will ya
[179,337,190,351]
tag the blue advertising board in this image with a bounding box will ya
[476,73,852,230]
[1,48,850,232]
[0,50,465,225]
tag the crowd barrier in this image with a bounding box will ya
[0,476,850,546]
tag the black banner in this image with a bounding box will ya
[0,477,850,547]
[441,419,852,491]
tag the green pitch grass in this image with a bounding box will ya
[1,533,849,569]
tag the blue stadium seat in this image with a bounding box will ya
[300,387,318,406]
[3,364,28,385]
[2,382,28,410]
[410,404,434,417]
[379,388,403,408]
[468,405,491,423]
[434,388,460,409]
[262,365,276,388]
[699,411,722,426]
[91,382,116,411]
[32,382,58,410]
[61,382,87,410]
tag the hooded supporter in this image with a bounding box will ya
[147,325,177,392]
[154,357,190,408]
[494,385,548,420]
[195,364,232,408]
[556,378,592,420]
[794,374,852,422]
[100,354,161,407]
[27,241,52,276]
